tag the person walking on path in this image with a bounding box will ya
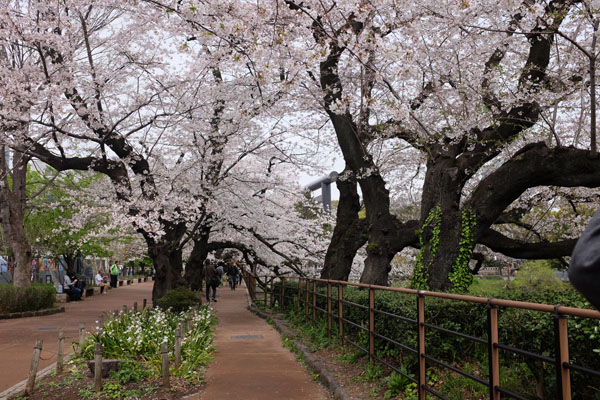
[110,261,119,288]
[200,282,329,400]
[204,259,219,303]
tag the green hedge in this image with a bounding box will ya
[275,279,600,399]
[0,283,56,314]
[156,286,203,313]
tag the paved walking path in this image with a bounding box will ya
[0,281,153,393]
[200,286,329,400]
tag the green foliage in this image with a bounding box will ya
[383,368,413,399]
[80,306,216,383]
[448,209,476,293]
[155,286,203,313]
[25,168,130,261]
[411,205,441,290]
[362,362,383,382]
[0,283,56,313]
[510,260,563,291]
[109,360,155,383]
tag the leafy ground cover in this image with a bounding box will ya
[13,305,216,400]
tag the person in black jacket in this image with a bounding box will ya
[569,210,600,310]
[204,259,218,303]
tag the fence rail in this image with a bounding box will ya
[249,275,600,400]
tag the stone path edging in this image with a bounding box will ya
[250,305,355,400]
[0,306,65,320]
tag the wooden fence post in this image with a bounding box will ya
[297,278,302,310]
[270,279,275,308]
[57,331,65,375]
[161,342,170,387]
[281,278,286,312]
[338,284,344,344]
[94,342,103,392]
[417,292,426,400]
[122,305,128,314]
[79,323,85,352]
[143,298,147,309]
[554,308,571,400]
[312,280,317,324]
[25,339,43,396]
[133,301,138,313]
[327,282,332,339]
[264,279,268,307]
[305,279,309,319]
[369,287,375,361]
[487,303,500,400]
[174,329,182,368]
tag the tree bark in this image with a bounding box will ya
[183,229,210,292]
[147,222,187,303]
[0,148,32,287]
[320,172,367,281]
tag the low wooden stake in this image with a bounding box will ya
[174,328,182,368]
[25,339,43,396]
[161,342,169,387]
[94,342,103,392]
[57,331,65,375]
[79,323,85,352]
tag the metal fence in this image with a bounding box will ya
[252,275,600,400]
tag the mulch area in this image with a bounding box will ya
[17,361,204,400]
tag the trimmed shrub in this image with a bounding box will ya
[0,283,56,314]
[156,286,202,313]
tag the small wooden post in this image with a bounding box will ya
[298,278,303,310]
[417,292,426,400]
[270,279,275,308]
[305,279,309,319]
[24,339,43,396]
[488,303,500,400]
[369,287,375,361]
[133,301,138,313]
[57,331,65,375]
[327,282,332,339]
[281,278,286,312]
[180,320,187,335]
[264,279,268,307]
[174,328,182,368]
[161,342,170,387]
[122,305,128,314]
[554,308,571,400]
[312,280,317,324]
[143,298,147,309]
[94,342,102,392]
[338,284,344,344]
[79,323,85,352]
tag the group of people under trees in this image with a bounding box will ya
[62,260,120,302]
[203,258,243,303]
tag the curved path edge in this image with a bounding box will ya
[249,305,355,400]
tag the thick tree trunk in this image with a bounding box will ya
[321,173,367,281]
[0,149,32,287]
[419,155,465,290]
[183,230,210,292]
[7,205,32,287]
[147,222,187,303]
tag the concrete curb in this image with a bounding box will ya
[0,306,65,320]
[249,305,355,400]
